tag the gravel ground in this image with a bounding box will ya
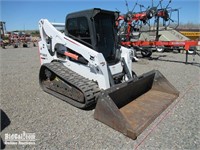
[0,47,200,149]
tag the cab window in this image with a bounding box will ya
[67,17,91,44]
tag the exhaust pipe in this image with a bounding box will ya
[94,70,179,140]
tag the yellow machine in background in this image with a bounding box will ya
[179,30,200,40]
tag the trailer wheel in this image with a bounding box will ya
[13,44,18,48]
[188,47,196,54]
[141,49,152,57]
[23,43,28,48]
[156,47,164,52]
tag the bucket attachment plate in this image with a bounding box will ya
[94,70,179,140]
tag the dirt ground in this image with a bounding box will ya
[0,47,200,149]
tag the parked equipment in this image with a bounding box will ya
[0,21,8,48]
[116,0,199,63]
[0,21,35,48]
[38,8,179,139]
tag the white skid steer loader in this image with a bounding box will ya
[38,8,179,140]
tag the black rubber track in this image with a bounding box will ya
[39,62,100,109]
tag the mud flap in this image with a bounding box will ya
[94,70,179,140]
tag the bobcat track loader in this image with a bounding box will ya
[38,8,179,140]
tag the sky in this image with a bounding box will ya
[1,0,200,31]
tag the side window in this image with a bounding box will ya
[78,17,90,37]
[67,17,91,44]
[67,18,78,36]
